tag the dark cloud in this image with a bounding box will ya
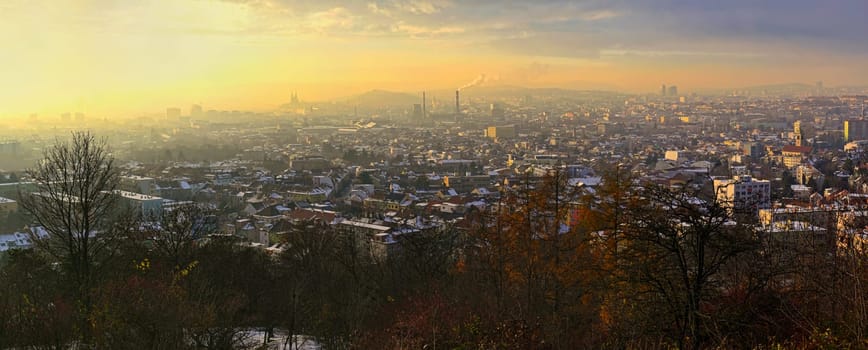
[216,0,868,58]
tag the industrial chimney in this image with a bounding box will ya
[455,90,460,114]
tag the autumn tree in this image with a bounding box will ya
[614,184,759,349]
[0,249,77,349]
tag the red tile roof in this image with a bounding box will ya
[782,145,812,154]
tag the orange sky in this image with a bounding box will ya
[1,0,866,117]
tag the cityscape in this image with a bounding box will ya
[1,1,868,349]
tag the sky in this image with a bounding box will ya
[1,0,867,117]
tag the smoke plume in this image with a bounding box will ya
[460,74,487,90]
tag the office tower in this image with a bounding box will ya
[166,107,181,120]
[422,92,426,118]
[485,125,516,139]
[412,104,423,119]
[661,84,667,96]
[844,119,868,142]
[191,104,203,117]
[742,141,764,158]
[490,103,504,120]
[668,85,678,96]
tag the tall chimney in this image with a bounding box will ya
[422,92,427,118]
[455,90,460,114]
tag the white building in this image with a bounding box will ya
[0,227,48,253]
[0,232,34,252]
[120,175,155,195]
[114,190,163,218]
[713,175,771,211]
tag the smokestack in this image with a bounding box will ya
[455,90,460,114]
[422,92,426,118]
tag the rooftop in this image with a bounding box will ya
[114,190,162,201]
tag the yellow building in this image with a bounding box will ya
[782,145,812,169]
[485,125,516,139]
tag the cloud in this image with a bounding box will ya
[393,0,449,15]
[581,10,619,21]
[487,32,604,59]
[195,0,868,59]
[367,2,391,16]
[390,21,464,37]
[516,62,551,81]
[305,7,357,33]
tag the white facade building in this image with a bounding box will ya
[713,175,771,211]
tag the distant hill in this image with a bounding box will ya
[695,83,817,96]
[293,85,627,110]
[340,90,420,107]
[457,84,622,99]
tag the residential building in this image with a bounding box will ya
[485,125,516,139]
[714,175,771,211]
[781,145,812,169]
[115,191,163,218]
[844,119,868,142]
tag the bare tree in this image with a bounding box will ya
[146,203,215,270]
[617,184,759,349]
[18,131,121,343]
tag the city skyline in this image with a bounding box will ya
[2,0,867,116]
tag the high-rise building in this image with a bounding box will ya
[714,175,771,212]
[485,125,516,139]
[422,92,426,119]
[668,85,678,96]
[166,108,181,120]
[191,104,203,117]
[844,119,868,142]
[661,84,667,96]
[742,141,764,158]
[412,104,423,119]
[490,103,504,120]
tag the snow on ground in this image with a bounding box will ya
[239,329,322,350]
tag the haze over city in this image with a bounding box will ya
[2,0,867,116]
[5,1,868,349]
